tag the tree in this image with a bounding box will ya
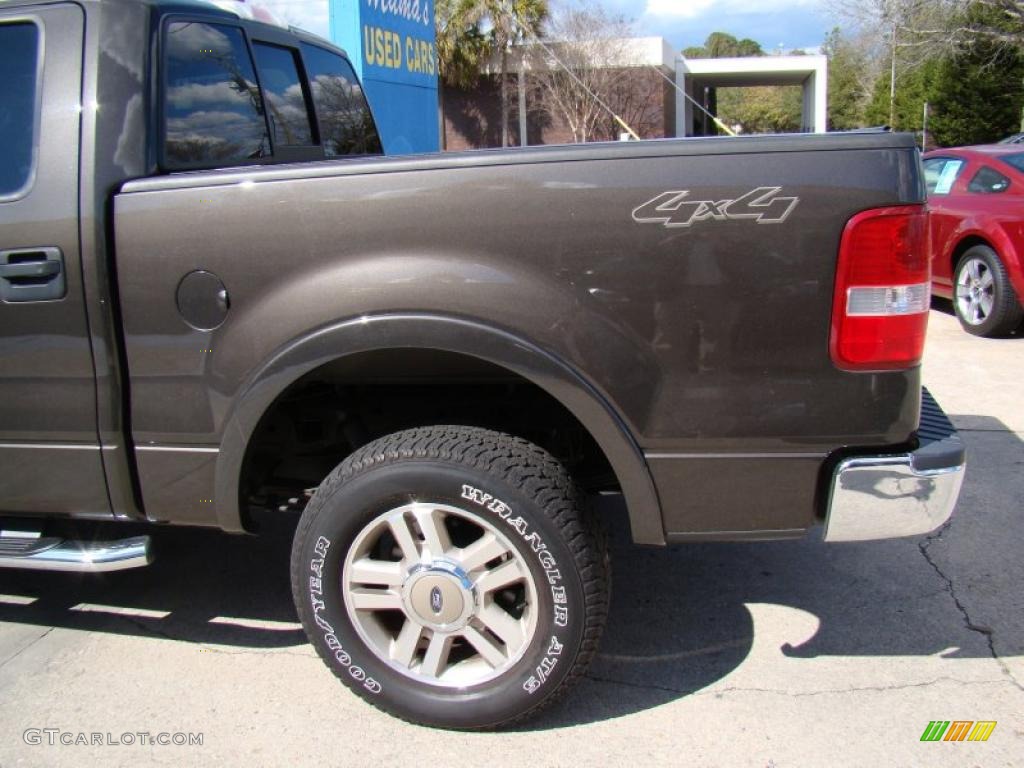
[829,0,952,126]
[824,1,1024,143]
[683,32,764,58]
[717,86,803,133]
[528,5,648,142]
[929,9,1024,144]
[435,0,547,147]
[684,32,799,134]
[436,0,490,90]
[479,0,548,147]
[603,69,668,140]
[956,0,1024,48]
[823,27,871,129]
[864,53,940,131]
[436,0,490,148]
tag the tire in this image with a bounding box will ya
[953,245,1024,337]
[289,426,609,729]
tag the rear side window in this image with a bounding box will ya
[968,166,1011,194]
[0,22,40,198]
[252,42,314,147]
[922,157,964,195]
[1003,153,1024,174]
[163,22,270,169]
[301,43,382,157]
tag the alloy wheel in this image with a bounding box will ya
[955,256,995,326]
[341,502,539,687]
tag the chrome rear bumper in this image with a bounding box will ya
[823,389,966,543]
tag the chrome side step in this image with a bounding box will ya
[0,532,152,572]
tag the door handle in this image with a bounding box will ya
[0,260,61,279]
[0,247,66,302]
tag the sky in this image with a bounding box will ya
[257,0,834,54]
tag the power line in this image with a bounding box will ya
[526,35,641,140]
[490,0,638,139]
[273,0,734,139]
[645,62,737,137]
[500,0,734,140]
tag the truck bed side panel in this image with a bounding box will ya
[114,135,923,534]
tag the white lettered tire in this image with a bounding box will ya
[289,426,609,729]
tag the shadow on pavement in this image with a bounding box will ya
[0,417,1019,728]
[0,514,304,649]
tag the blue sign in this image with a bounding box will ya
[330,0,440,154]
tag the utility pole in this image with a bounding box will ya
[518,59,528,146]
[922,101,928,151]
[889,19,897,128]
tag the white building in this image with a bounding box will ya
[677,54,829,136]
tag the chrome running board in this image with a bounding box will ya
[0,531,152,572]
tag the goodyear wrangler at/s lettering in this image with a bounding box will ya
[289,426,610,729]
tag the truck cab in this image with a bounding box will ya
[0,0,381,544]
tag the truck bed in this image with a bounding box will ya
[114,132,924,539]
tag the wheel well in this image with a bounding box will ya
[950,235,992,276]
[239,349,618,522]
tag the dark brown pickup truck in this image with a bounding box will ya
[0,0,964,728]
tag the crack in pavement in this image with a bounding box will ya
[584,672,1014,699]
[918,520,1024,692]
[0,626,55,670]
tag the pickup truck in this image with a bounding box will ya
[0,0,965,729]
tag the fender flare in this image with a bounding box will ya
[214,313,665,545]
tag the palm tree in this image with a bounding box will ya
[436,0,487,149]
[436,0,548,147]
[481,0,548,147]
[436,0,489,89]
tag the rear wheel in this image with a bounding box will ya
[953,245,1023,337]
[290,426,609,729]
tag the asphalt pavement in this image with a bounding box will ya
[0,305,1021,767]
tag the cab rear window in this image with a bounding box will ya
[0,22,40,198]
[301,43,382,157]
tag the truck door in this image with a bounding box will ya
[0,6,110,517]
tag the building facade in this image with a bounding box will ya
[441,38,828,150]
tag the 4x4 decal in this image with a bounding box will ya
[632,186,800,228]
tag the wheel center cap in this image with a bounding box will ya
[402,562,475,632]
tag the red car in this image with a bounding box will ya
[923,145,1024,336]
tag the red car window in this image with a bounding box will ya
[1000,152,1024,175]
[967,165,1012,194]
[923,157,966,195]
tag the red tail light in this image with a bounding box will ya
[830,205,930,371]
